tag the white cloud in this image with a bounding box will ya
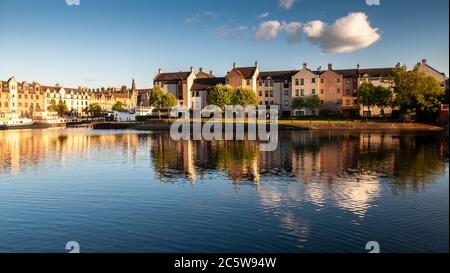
[255,20,281,41]
[208,25,248,40]
[255,20,302,43]
[259,12,270,19]
[204,11,218,18]
[303,12,381,53]
[280,21,302,43]
[185,14,200,23]
[186,11,218,23]
[279,0,296,10]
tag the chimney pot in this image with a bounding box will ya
[233,62,236,69]
[190,66,194,73]
[199,67,203,73]
[422,59,427,65]
[158,68,162,74]
[357,64,360,70]
[209,70,213,76]
[255,61,259,68]
[303,62,307,69]
[328,63,333,70]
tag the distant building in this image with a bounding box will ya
[1,76,140,117]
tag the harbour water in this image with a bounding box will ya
[0,129,448,253]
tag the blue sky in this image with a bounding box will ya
[0,0,448,88]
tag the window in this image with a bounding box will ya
[337,77,341,83]
[295,79,299,86]
[346,79,351,84]
[284,100,289,106]
[321,89,324,94]
[300,79,304,85]
[265,80,268,87]
[337,99,342,105]
[295,89,299,96]
[346,89,351,95]
[346,100,350,106]
[36,95,39,99]
[19,103,22,107]
[265,91,269,97]
[269,80,274,87]
[284,90,289,96]
[321,79,324,83]
[312,89,316,95]
[30,95,33,99]
[312,78,316,84]
[270,91,273,97]
[337,88,341,93]
[246,80,251,85]
[25,95,28,99]
[259,81,262,86]
[320,100,324,104]
[19,95,22,99]
[301,89,304,96]
[354,99,358,105]
[259,91,263,97]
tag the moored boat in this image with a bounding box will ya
[0,112,34,130]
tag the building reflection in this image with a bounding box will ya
[0,129,447,216]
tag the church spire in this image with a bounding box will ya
[131,78,136,91]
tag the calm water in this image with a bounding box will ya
[0,128,448,253]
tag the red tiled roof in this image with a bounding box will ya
[191,77,226,91]
[258,70,297,80]
[234,67,257,79]
[154,71,192,81]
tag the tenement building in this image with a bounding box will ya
[154,58,445,117]
[0,76,140,117]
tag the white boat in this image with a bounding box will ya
[0,112,34,129]
[32,111,83,127]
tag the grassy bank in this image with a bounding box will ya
[93,119,445,132]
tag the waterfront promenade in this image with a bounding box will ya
[92,119,445,131]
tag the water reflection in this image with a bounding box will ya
[0,129,448,252]
[1,129,447,190]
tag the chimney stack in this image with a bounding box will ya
[158,68,163,74]
[233,62,237,69]
[422,59,427,66]
[303,62,307,70]
[328,63,333,70]
[190,66,194,73]
[209,70,213,76]
[357,64,360,70]
[255,61,259,68]
[199,67,203,73]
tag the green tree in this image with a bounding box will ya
[47,99,57,112]
[56,100,69,116]
[370,85,393,116]
[210,84,235,109]
[162,93,177,108]
[231,87,259,107]
[393,65,445,121]
[292,97,306,115]
[148,86,166,108]
[112,101,125,112]
[148,87,178,119]
[306,95,321,115]
[358,82,376,116]
[85,103,102,117]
